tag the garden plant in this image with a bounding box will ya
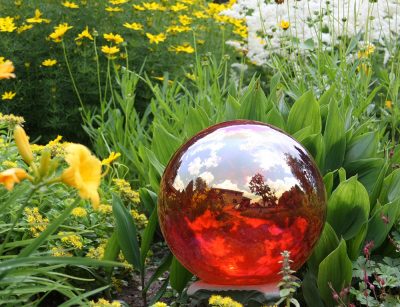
[1,0,400,306]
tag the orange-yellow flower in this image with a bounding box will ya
[14,125,33,165]
[279,20,290,30]
[61,144,101,208]
[0,60,16,79]
[146,32,166,44]
[75,26,93,41]
[101,45,120,56]
[101,152,121,165]
[48,23,73,43]
[0,168,28,190]
[103,33,124,44]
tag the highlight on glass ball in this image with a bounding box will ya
[158,120,327,285]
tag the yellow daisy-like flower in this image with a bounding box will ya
[101,45,120,57]
[17,24,33,34]
[62,1,79,8]
[103,33,124,44]
[0,60,16,79]
[169,44,195,54]
[0,17,17,32]
[193,11,208,19]
[178,15,192,26]
[26,9,51,24]
[385,100,392,109]
[2,91,16,100]
[166,25,191,33]
[123,22,143,31]
[151,302,168,307]
[142,2,166,11]
[89,298,121,307]
[170,3,188,11]
[105,6,123,12]
[357,43,375,59]
[146,32,166,44]
[49,23,73,43]
[109,0,129,4]
[42,59,57,67]
[61,144,102,208]
[133,4,145,10]
[0,168,28,190]
[101,152,121,165]
[279,20,290,30]
[71,207,88,217]
[75,26,93,41]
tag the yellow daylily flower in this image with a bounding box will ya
[0,60,16,79]
[0,168,28,190]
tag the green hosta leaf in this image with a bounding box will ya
[346,158,385,194]
[139,188,158,214]
[103,231,120,276]
[369,161,389,208]
[300,133,324,170]
[302,271,324,307]
[308,223,339,274]
[144,147,165,177]
[140,206,158,267]
[317,239,352,307]
[379,168,400,204]
[323,171,334,198]
[266,105,285,130]
[365,199,400,250]
[237,80,269,121]
[112,194,141,272]
[347,221,368,261]
[323,100,346,173]
[151,123,182,165]
[344,131,379,165]
[224,95,241,121]
[327,176,370,240]
[170,257,193,293]
[288,90,321,135]
[185,106,210,138]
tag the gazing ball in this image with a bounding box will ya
[158,120,326,285]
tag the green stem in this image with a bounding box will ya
[18,198,80,258]
[62,41,86,115]
[93,36,103,104]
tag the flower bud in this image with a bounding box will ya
[38,150,51,177]
[14,125,33,165]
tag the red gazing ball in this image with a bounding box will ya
[158,120,326,285]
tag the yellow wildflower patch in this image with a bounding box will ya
[0,17,17,32]
[42,59,57,67]
[146,32,167,44]
[2,91,16,100]
[62,1,79,9]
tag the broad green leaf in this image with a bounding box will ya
[344,131,378,165]
[302,271,324,307]
[365,199,400,250]
[327,176,370,240]
[317,239,352,307]
[140,206,158,267]
[265,105,285,130]
[323,100,346,173]
[185,106,210,138]
[103,231,120,276]
[287,90,321,135]
[300,133,324,169]
[347,221,368,261]
[224,95,241,121]
[346,158,385,194]
[139,188,158,214]
[112,194,141,272]
[379,168,400,204]
[144,253,173,293]
[308,223,339,274]
[170,256,193,293]
[151,123,182,165]
[323,171,334,198]
[237,80,268,121]
[369,161,389,208]
[144,147,165,177]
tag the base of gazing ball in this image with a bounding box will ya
[187,280,280,305]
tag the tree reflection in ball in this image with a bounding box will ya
[158,120,326,285]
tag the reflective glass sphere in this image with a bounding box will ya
[158,120,326,285]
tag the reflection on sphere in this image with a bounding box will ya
[158,120,326,285]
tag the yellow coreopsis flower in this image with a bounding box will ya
[146,32,166,44]
[0,60,16,79]
[171,3,188,11]
[142,2,166,11]
[17,24,33,34]
[166,25,191,33]
[133,4,145,10]
[0,17,17,32]
[62,1,79,8]
[61,144,102,208]
[101,152,121,165]
[101,45,120,57]
[71,207,87,217]
[151,302,167,307]
[26,9,51,24]
[279,20,290,30]
[385,100,393,109]
[0,168,28,190]
[193,11,208,19]
[123,22,143,31]
[42,59,57,67]
[75,26,94,41]
[105,6,123,12]
[103,33,124,44]
[178,15,192,26]
[49,23,73,43]
[358,43,375,59]
[2,91,16,100]
[169,44,195,54]
[109,0,129,4]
